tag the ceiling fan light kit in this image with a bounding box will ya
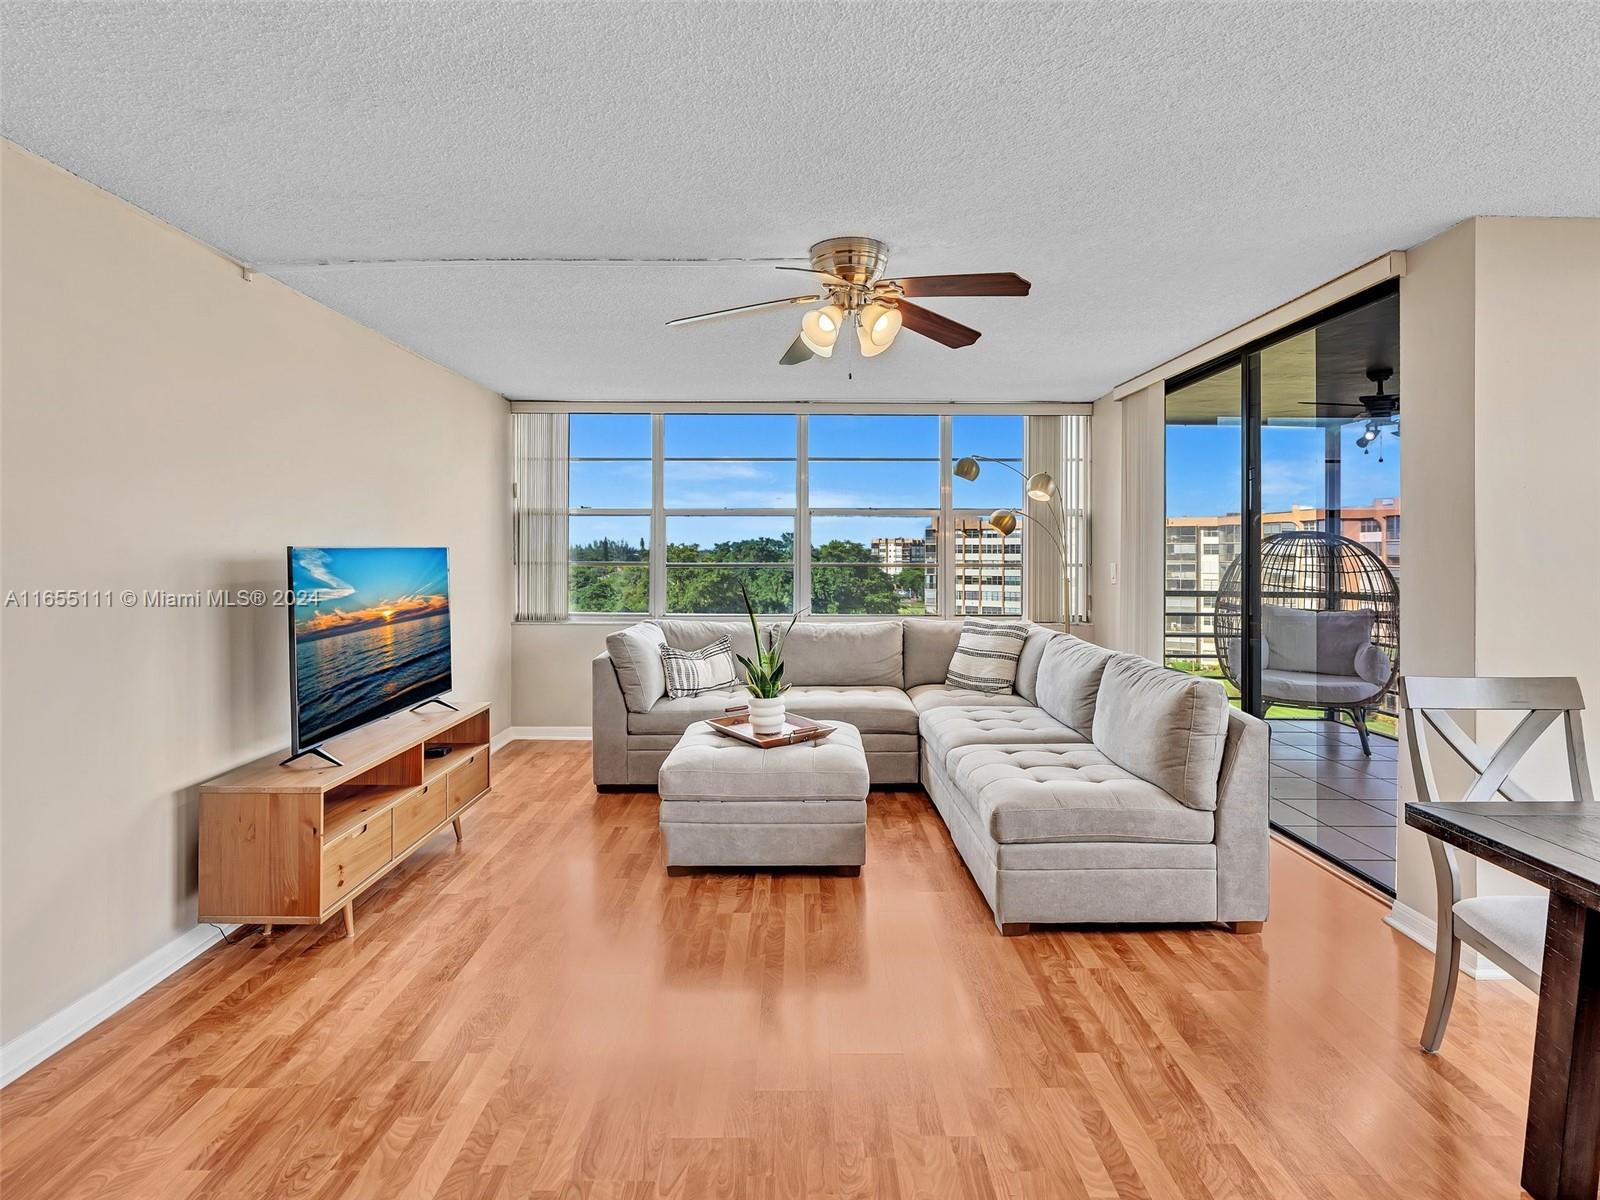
[667,236,1031,365]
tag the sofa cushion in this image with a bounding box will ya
[1014,626,1056,703]
[1262,604,1374,676]
[1091,656,1230,811]
[1033,636,1118,733]
[606,621,668,713]
[920,705,1086,768]
[946,619,1029,694]
[946,744,1215,845]
[661,636,739,698]
[628,684,917,736]
[907,684,1035,714]
[657,618,759,664]
[903,620,963,688]
[781,621,903,687]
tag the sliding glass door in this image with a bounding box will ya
[1163,284,1401,891]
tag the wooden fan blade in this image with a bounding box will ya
[779,334,815,365]
[897,300,981,349]
[890,272,1031,298]
[666,294,820,327]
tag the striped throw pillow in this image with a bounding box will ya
[661,636,739,699]
[945,619,1028,695]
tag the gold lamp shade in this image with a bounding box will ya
[987,509,1018,536]
[1025,471,1057,502]
[954,456,981,481]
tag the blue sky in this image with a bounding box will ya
[1167,421,1399,516]
[569,414,1023,546]
[291,546,448,620]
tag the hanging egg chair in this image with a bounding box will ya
[1214,530,1399,754]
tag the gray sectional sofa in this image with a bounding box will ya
[593,618,1269,932]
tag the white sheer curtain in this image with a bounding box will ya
[512,411,569,622]
[1024,414,1091,627]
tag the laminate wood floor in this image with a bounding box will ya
[1,741,1540,1200]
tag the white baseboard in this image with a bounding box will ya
[496,725,591,744]
[1,921,238,1088]
[1385,900,1511,982]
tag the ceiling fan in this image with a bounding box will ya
[1298,365,1401,451]
[665,236,1031,364]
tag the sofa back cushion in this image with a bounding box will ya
[1033,636,1116,732]
[1262,604,1374,676]
[1014,626,1056,703]
[903,620,963,688]
[781,621,903,688]
[1091,655,1230,811]
[657,619,759,665]
[605,621,668,713]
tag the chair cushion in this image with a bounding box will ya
[1091,655,1230,811]
[1454,895,1546,980]
[627,684,917,736]
[606,621,668,713]
[1033,636,1118,733]
[945,744,1216,845]
[781,621,903,687]
[945,619,1028,694]
[1262,604,1375,676]
[920,705,1086,768]
[1261,668,1384,706]
[907,684,1036,714]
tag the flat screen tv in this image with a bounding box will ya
[287,546,452,759]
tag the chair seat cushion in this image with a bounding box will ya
[1454,895,1546,979]
[628,684,917,736]
[1261,668,1384,706]
[920,706,1085,768]
[945,744,1215,846]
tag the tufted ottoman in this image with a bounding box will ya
[658,720,871,875]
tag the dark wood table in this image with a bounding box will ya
[1405,801,1600,1200]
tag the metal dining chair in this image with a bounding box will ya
[1399,676,1593,1053]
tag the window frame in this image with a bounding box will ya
[559,412,1084,622]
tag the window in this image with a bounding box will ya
[541,412,1085,620]
[567,414,651,614]
[808,415,940,615]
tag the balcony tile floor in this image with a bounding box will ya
[1268,718,1398,893]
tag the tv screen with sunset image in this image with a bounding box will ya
[288,546,452,751]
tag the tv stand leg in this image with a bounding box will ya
[278,745,343,768]
[452,817,463,842]
[411,697,460,714]
[342,902,355,939]
[261,923,272,940]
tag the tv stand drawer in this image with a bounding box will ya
[322,812,392,909]
[394,781,447,853]
[448,749,489,814]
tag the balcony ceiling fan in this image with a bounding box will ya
[665,236,1031,365]
[1298,366,1400,457]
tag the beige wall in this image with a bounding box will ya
[0,143,514,1043]
[512,622,620,728]
[1395,217,1600,919]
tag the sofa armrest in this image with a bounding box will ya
[1214,707,1270,923]
[591,652,630,787]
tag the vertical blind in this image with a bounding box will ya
[512,411,569,621]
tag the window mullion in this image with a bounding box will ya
[649,413,666,617]
[796,415,809,616]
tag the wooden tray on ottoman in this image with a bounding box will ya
[706,710,834,749]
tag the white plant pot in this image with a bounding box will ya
[747,694,786,735]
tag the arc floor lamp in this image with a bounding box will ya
[953,455,1073,635]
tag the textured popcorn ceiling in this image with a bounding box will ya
[4,2,1597,402]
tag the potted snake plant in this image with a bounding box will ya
[735,583,802,735]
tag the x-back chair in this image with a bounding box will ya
[1399,675,1593,1053]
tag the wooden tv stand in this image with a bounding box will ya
[198,702,492,938]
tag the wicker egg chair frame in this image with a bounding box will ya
[1213,530,1400,754]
